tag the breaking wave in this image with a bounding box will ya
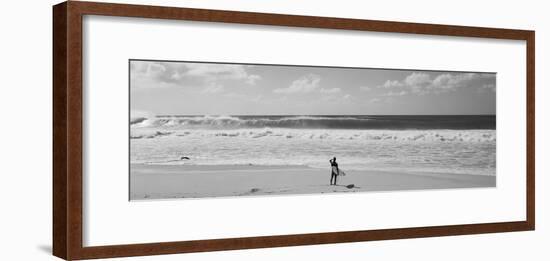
[130,128,496,143]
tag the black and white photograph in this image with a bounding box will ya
[129,60,497,200]
[2,0,545,260]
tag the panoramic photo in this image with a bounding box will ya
[129,60,497,200]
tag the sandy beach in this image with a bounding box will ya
[130,164,496,200]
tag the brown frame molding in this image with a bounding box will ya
[53,1,535,260]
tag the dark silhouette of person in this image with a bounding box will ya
[329,157,339,185]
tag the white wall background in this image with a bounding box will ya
[0,0,547,260]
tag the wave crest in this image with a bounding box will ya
[130,128,496,143]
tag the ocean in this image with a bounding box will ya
[130,115,496,176]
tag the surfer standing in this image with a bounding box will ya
[329,157,339,185]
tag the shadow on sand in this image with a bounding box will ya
[333,184,360,189]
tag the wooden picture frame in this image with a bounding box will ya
[53,1,535,260]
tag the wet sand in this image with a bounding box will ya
[130,164,496,200]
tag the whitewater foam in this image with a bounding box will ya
[130,128,495,143]
[129,115,496,176]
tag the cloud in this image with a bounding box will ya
[369,98,382,103]
[430,73,478,92]
[320,87,342,94]
[245,75,262,85]
[478,83,496,93]
[274,74,321,94]
[359,86,372,92]
[377,72,495,95]
[130,61,261,89]
[380,80,404,88]
[172,63,261,84]
[405,73,432,88]
[131,61,166,81]
[382,90,408,96]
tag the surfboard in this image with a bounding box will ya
[332,166,346,176]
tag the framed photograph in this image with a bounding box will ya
[53,1,535,260]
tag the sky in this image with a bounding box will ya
[130,60,496,116]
